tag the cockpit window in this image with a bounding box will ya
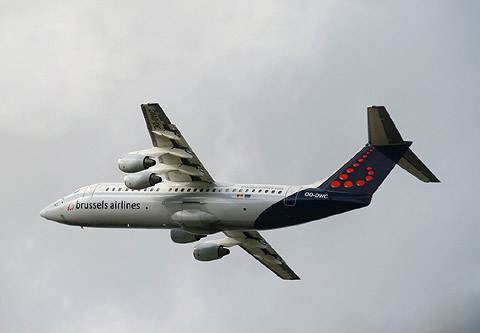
[53,198,63,207]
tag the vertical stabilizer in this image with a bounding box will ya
[367,105,439,183]
[367,106,404,145]
[317,106,439,194]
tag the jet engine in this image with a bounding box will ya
[118,154,156,173]
[170,229,206,244]
[193,243,230,261]
[124,170,162,190]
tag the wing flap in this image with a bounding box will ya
[222,230,300,280]
[140,103,214,183]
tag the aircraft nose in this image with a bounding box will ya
[40,203,65,223]
[40,205,54,220]
[40,207,48,219]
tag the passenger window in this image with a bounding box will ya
[258,190,262,193]
[175,188,179,192]
[265,190,269,193]
[251,189,255,193]
[272,190,275,194]
[225,189,229,192]
[112,188,115,191]
[193,188,197,192]
[187,188,191,192]
[278,191,282,194]
[232,189,237,192]
[181,188,185,192]
[156,188,160,192]
[218,189,222,192]
[169,188,172,192]
[239,189,243,192]
[212,189,215,192]
[106,188,109,191]
[200,189,204,192]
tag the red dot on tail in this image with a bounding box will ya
[362,155,368,158]
[368,171,374,175]
[344,181,353,188]
[353,163,359,167]
[358,158,364,162]
[366,176,373,181]
[346,168,354,173]
[331,181,341,188]
[339,174,348,180]
[367,167,372,170]
[356,180,365,186]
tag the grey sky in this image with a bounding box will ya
[1,1,479,332]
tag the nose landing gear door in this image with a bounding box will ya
[283,186,301,207]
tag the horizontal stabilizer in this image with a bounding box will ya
[319,105,440,192]
[397,149,440,182]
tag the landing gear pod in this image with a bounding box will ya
[118,154,156,173]
[170,229,206,244]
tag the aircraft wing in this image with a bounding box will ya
[221,230,300,280]
[140,103,214,183]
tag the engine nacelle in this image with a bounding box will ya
[124,171,162,190]
[193,243,230,261]
[170,229,206,244]
[118,154,156,173]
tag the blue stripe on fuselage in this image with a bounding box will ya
[253,188,371,230]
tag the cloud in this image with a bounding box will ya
[1,1,479,332]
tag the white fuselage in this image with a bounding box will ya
[41,181,303,234]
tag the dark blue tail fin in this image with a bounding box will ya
[318,106,439,195]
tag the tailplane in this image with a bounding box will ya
[317,106,439,195]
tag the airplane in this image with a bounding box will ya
[40,104,440,280]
